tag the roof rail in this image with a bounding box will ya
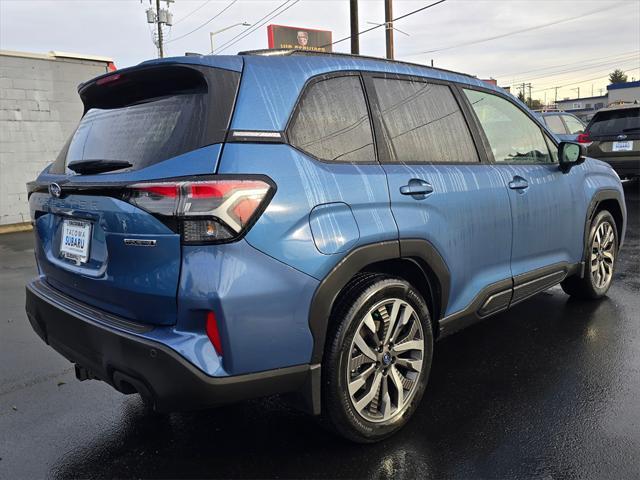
[238,48,479,82]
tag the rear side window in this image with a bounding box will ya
[543,115,567,135]
[464,89,553,164]
[562,115,585,134]
[588,108,639,136]
[372,78,479,163]
[288,75,375,163]
[51,66,239,174]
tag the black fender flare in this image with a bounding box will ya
[307,239,450,363]
[582,189,626,269]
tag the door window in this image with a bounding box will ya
[288,75,375,163]
[372,78,479,163]
[562,115,585,134]
[543,115,567,135]
[464,89,553,164]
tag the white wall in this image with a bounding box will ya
[0,52,109,225]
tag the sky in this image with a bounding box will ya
[1,0,639,103]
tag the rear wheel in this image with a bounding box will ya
[321,274,433,443]
[561,210,618,299]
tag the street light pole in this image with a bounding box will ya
[210,22,251,53]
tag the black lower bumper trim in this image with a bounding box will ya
[25,279,317,413]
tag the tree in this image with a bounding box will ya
[609,69,628,84]
[517,90,526,103]
[529,98,543,110]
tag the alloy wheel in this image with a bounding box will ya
[346,298,424,423]
[591,221,615,289]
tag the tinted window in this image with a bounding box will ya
[289,76,375,163]
[372,78,478,163]
[464,89,553,164]
[51,66,239,174]
[562,115,585,134]
[588,108,640,135]
[65,94,207,171]
[543,115,567,135]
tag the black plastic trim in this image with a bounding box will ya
[583,189,626,257]
[308,239,451,363]
[26,279,317,413]
[439,262,580,337]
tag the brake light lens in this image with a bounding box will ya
[576,132,591,144]
[128,179,273,243]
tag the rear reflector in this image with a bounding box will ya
[206,311,223,356]
[127,178,273,244]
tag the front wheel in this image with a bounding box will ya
[561,210,618,299]
[321,274,434,443]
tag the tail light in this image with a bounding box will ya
[576,133,591,144]
[127,178,273,244]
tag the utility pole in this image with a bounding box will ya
[527,83,532,107]
[350,0,359,54]
[144,0,173,58]
[384,0,394,59]
[571,87,580,99]
[156,0,164,58]
[554,86,559,105]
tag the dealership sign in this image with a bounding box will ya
[267,24,332,52]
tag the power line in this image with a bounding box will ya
[325,0,447,48]
[405,2,625,56]
[531,67,640,95]
[172,0,213,26]
[495,50,639,78]
[507,56,639,85]
[213,0,300,54]
[166,0,238,44]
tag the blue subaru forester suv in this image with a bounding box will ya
[26,50,626,442]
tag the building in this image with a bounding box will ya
[0,50,114,227]
[608,80,640,105]
[555,95,608,122]
[554,81,640,122]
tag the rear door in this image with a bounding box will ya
[364,74,513,318]
[461,88,584,279]
[28,64,240,325]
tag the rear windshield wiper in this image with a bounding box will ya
[67,159,132,174]
[622,127,640,132]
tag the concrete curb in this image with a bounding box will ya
[0,222,33,234]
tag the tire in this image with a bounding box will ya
[561,210,618,299]
[321,273,434,443]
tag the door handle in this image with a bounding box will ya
[508,176,529,190]
[400,179,434,198]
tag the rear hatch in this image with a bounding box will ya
[28,62,241,325]
[586,106,640,159]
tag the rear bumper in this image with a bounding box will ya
[25,279,319,413]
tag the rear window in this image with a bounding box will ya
[51,65,239,174]
[588,108,639,136]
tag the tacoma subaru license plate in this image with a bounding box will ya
[60,219,91,264]
[612,141,633,152]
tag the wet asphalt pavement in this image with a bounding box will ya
[1,182,638,479]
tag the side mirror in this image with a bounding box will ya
[559,141,586,173]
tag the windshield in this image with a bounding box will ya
[588,108,640,136]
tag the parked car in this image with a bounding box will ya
[537,111,586,141]
[25,50,626,443]
[580,104,640,179]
